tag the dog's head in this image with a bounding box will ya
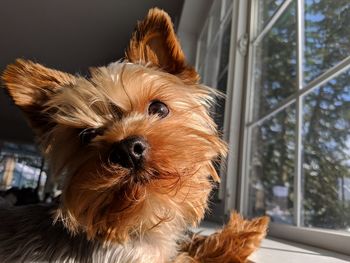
[2,9,226,243]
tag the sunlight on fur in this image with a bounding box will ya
[1,8,268,263]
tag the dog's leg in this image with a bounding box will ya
[175,213,269,263]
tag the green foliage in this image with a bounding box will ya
[251,0,350,229]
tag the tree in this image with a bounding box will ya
[250,0,350,229]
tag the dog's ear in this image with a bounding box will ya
[125,8,199,84]
[1,59,75,136]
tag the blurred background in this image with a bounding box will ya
[0,0,349,256]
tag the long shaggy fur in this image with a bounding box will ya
[178,213,269,263]
[0,8,268,263]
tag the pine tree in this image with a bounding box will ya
[251,0,350,229]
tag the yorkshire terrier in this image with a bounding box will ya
[1,8,268,263]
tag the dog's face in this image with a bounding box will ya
[2,9,226,243]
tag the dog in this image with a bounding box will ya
[1,8,268,263]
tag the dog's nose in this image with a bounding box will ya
[109,136,148,169]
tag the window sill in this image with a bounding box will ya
[250,237,350,263]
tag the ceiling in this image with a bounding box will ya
[0,0,184,143]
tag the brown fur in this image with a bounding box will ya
[178,213,269,263]
[2,59,75,136]
[126,8,199,84]
[1,8,268,263]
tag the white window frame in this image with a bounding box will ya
[193,0,350,254]
[228,0,350,255]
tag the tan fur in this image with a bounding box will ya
[2,59,75,136]
[126,8,199,84]
[178,213,269,263]
[1,8,268,263]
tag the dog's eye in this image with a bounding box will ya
[79,128,103,145]
[148,101,169,118]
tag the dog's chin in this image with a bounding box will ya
[58,170,172,243]
[56,156,209,243]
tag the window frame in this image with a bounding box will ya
[194,0,350,254]
[234,0,350,255]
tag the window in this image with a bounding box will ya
[194,0,349,253]
[0,141,47,199]
[241,0,350,253]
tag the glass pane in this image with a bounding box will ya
[222,0,233,19]
[257,0,286,31]
[203,40,220,86]
[304,0,350,83]
[197,22,209,71]
[209,0,222,43]
[253,1,297,120]
[211,71,229,201]
[214,71,228,134]
[0,141,47,205]
[219,19,232,73]
[248,105,296,224]
[302,70,350,231]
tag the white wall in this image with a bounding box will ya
[177,0,212,65]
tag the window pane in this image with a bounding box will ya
[302,70,350,231]
[203,40,220,86]
[258,0,286,31]
[209,0,222,43]
[0,141,47,204]
[222,0,233,18]
[304,0,350,83]
[219,19,232,73]
[214,71,228,134]
[248,105,296,224]
[211,71,229,201]
[197,22,209,71]
[253,1,297,120]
